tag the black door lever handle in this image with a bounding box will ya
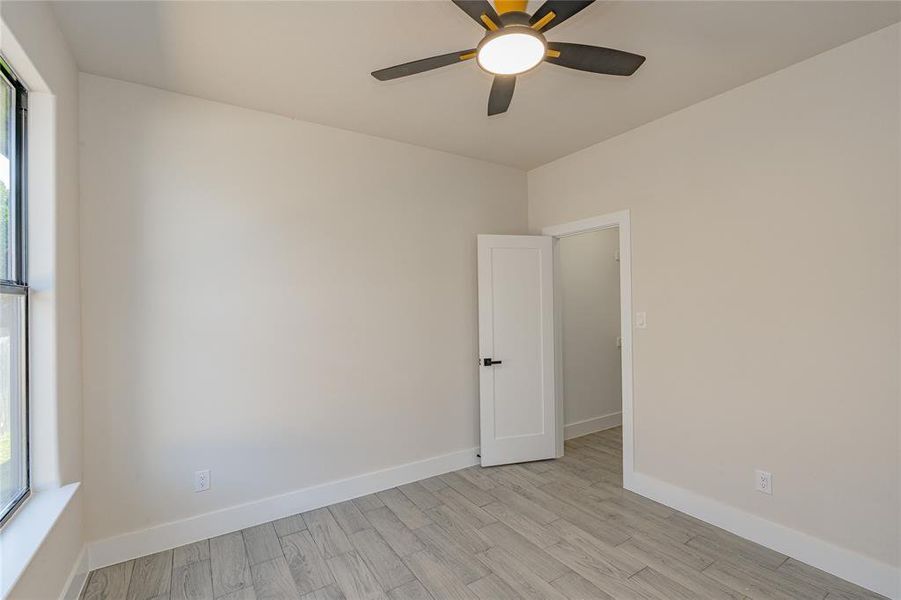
[482,358,503,366]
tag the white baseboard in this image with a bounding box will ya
[88,446,479,571]
[628,472,900,600]
[564,412,622,440]
[60,546,89,600]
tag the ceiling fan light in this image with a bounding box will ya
[477,31,546,75]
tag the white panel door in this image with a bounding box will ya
[477,235,556,467]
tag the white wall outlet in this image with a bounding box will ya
[755,469,772,495]
[635,312,647,329]
[194,469,210,492]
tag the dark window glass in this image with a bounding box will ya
[0,57,28,527]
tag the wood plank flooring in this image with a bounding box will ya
[81,428,885,600]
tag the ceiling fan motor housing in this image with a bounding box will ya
[497,10,532,26]
[476,13,548,76]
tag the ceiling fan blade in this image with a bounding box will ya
[488,76,516,116]
[546,42,646,76]
[452,0,502,30]
[529,0,594,32]
[371,49,477,81]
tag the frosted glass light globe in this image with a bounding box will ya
[477,32,545,75]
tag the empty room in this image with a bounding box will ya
[0,1,899,599]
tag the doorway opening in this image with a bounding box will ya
[542,210,634,487]
[475,211,633,478]
[558,227,622,445]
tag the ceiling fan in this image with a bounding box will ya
[371,0,646,116]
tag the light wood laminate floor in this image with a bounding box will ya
[81,428,885,600]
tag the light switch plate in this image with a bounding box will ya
[636,312,647,329]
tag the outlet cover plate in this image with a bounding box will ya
[194,469,210,492]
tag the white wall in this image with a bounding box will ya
[0,0,84,597]
[558,228,621,435]
[78,74,527,544]
[530,22,900,577]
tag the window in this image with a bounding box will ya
[0,56,27,527]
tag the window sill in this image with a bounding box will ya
[0,482,80,598]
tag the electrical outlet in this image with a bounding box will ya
[194,469,210,492]
[755,469,772,495]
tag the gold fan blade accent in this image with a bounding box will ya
[531,11,556,30]
[495,0,527,14]
[480,13,499,30]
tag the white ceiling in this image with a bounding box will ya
[51,1,900,169]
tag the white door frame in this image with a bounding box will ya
[541,210,634,488]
